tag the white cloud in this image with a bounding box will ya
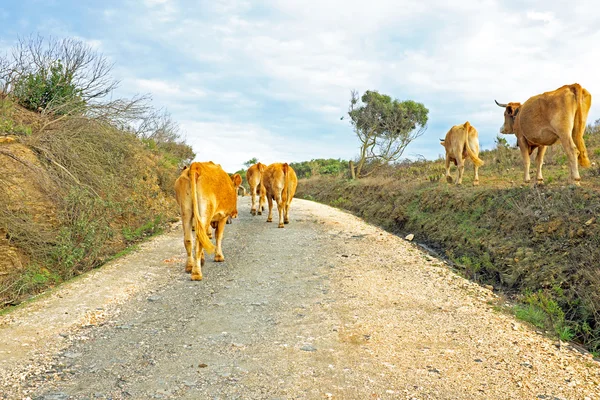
[78,0,600,165]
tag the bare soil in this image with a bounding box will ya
[1,197,599,399]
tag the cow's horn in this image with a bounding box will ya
[495,100,508,108]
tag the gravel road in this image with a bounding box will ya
[1,197,599,399]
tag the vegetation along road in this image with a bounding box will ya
[1,197,599,399]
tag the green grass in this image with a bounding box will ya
[514,304,548,329]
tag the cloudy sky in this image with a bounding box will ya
[2,0,599,172]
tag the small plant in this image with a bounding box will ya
[555,324,575,341]
[514,304,547,329]
[330,196,349,208]
[122,215,164,243]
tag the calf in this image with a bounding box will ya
[440,121,484,185]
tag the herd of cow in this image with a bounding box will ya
[173,83,592,281]
[441,83,592,186]
[174,161,298,280]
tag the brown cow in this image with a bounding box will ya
[246,162,267,216]
[440,121,484,185]
[174,161,242,281]
[495,83,592,185]
[262,163,298,228]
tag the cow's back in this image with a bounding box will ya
[247,163,264,188]
[517,84,587,145]
[263,163,286,196]
[192,162,238,215]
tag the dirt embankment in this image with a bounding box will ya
[0,111,184,307]
[1,197,599,399]
[0,141,57,280]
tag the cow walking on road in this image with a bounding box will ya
[174,162,242,281]
[246,162,266,216]
[262,163,298,228]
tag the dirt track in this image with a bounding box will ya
[1,197,599,399]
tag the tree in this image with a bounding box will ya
[346,90,429,178]
[243,157,258,168]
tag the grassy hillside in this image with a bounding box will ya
[296,122,600,354]
[0,97,192,308]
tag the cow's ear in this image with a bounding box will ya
[231,173,242,187]
[506,105,513,115]
[513,107,519,117]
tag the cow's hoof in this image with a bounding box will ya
[267,218,272,223]
[473,180,479,186]
[185,264,193,273]
[278,223,284,228]
[446,176,453,183]
[191,273,203,281]
[257,211,262,215]
[535,180,544,186]
[251,210,256,216]
[284,220,289,224]
[215,254,225,262]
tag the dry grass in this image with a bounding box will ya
[0,98,184,307]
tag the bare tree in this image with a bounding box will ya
[136,108,181,143]
[0,35,119,116]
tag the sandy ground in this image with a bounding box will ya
[1,197,599,399]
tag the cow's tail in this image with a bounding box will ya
[573,84,591,167]
[464,122,484,167]
[189,164,215,254]
[282,163,291,203]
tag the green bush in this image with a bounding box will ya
[12,60,85,114]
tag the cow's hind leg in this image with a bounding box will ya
[276,192,285,228]
[258,187,266,215]
[284,201,290,224]
[559,134,581,185]
[534,146,547,185]
[214,218,227,262]
[266,196,274,222]
[182,217,194,273]
[191,238,203,281]
[473,163,480,186]
[250,185,257,215]
[456,157,465,185]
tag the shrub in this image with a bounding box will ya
[11,60,84,115]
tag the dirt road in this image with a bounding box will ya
[1,197,599,399]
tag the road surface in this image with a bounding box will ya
[1,197,599,399]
